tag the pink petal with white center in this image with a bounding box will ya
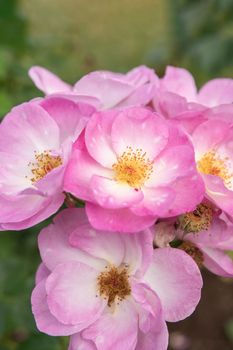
[35,263,50,285]
[111,108,169,160]
[69,213,153,276]
[85,110,118,167]
[74,71,135,109]
[64,145,112,202]
[69,222,125,266]
[198,78,233,107]
[29,66,72,94]
[215,127,233,160]
[0,152,32,194]
[0,102,60,158]
[38,208,105,271]
[121,230,153,277]
[82,300,138,350]
[201,247,233,277]
[192,119,230,157]
[90,176,143,209]
[132,186,175,217]
[46,261,107,325]
[144,247,203,322]
[0,139,66,197]
[161,66,197,101]
[31,280,82,336]
[34,154,66,196]
[69,334,97,350]
[40,97,95,143]
[86,203,156,233]
[146,145,196,187]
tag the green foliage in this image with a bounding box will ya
[225,318,233,343]
[0,0,26,52]
[18,334,60,350]
[169,0,233,84]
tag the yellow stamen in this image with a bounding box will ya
[27,150,62,183]
[197,149,233,187]
[112,146,153,189]
[97,265,131,307]
[179,241,203,268]
[178,203,213,233]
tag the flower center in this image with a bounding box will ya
[179,241,204,268]
[178,203,213,233]
[27,150,62,183]
[197,150,233,187]
[97,265,131,307]
[112,146,153,189]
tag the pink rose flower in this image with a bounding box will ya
[0,97,94,230]
[29,65,157,109]
[64,106,204,232]
[152,66,233,134]
[156,65,233,108]
[31,208,203,350]
[153,202,233,277]
[192,117,233,217]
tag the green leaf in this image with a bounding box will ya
[225,318,233,344]
[18,333,60,350]
[0,91,13,118]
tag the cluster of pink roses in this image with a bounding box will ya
[1,65,233,349]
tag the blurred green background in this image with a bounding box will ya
[0,0,232,349]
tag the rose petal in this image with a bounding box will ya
[85,110,118,167]
[69,333,97,350]
[35,263,50,285]
[86,203,156,233]
[146,145,196,187]
[64,145,112,202]
[160,66,197,102]
[121,230,153,277]
[90,176,143,209]
[0,102,60,157]
[202,247,233,277]
[144,247,203,322]
[198,78,233,107]
[31,280,81,336]
[83,300,138,350]
[74,71,135,109]
[111,108,168,160]
[29,66,72,94]
[38,208,105,271]
[69,222,125,266]
[40,97,94,143]
[46,261,107,325]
